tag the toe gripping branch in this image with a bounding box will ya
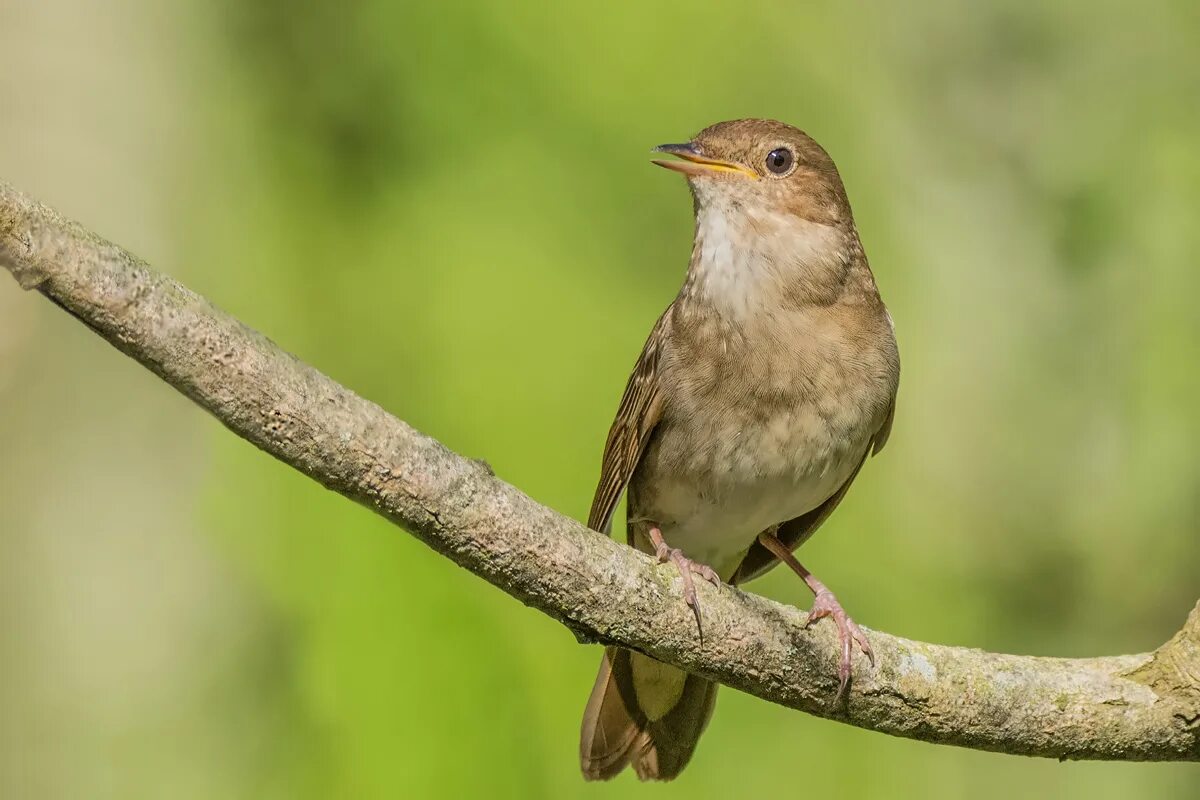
[647,528,721,641]
[757,531,875,705]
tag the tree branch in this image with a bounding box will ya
[2,180,1197,762]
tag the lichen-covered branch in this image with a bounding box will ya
[2,180,1197,761]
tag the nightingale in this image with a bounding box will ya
[579,119,900,781]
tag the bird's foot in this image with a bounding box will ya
[647,527,721,639]
[755,531,873,705]
[806,587,874,704]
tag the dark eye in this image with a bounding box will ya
[765,148,794,175]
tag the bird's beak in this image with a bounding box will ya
[651,143,758,179]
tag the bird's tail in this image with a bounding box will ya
[579,647,717,781]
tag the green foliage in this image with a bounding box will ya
[3,1,1200,797]
[173,1,1200,796]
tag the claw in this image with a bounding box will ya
[695,563,721,588]
[647,527,722,641]
[853,628,876,668]
[806,588,871,705]
[671,548,704,636]
[754,532,874,707]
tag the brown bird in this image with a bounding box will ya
[579,119,900,781]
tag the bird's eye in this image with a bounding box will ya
[765,148,794,175]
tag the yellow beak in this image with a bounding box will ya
[651,143,758,179]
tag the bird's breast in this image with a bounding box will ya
[628,301,897,576]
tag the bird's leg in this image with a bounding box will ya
[756,531,874,704]
[647,527,721,639]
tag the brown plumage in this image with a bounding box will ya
[580,119,900,781]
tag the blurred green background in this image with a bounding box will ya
[2,1,1199,797]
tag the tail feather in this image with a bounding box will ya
[580,649,643,780]
[580,647,717,781]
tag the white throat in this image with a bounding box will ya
[688,196,848,319]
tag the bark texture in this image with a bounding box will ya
[2,180,1197,761]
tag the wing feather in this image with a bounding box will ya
[586,310,670,533]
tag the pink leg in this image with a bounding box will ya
[757,531,874,704]
[647,527,721,638]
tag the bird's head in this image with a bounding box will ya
[652,119,864,312]
[652,119,851,228]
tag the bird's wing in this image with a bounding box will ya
[586,309,670,534]
[871,392,897,455]
[729,395,896,585]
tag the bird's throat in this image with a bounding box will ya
[685,200,854,319]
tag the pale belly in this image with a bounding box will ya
[630,409,874,580]
[627,290,899,582]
